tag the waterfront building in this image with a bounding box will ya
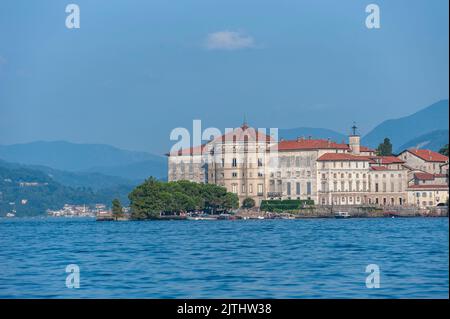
[167,122,448,208]
[317,154,408,206]
[168,123,275,206]
[398,149,449,175]
[406,184,449,208]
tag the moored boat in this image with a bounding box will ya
[334,211,350,219]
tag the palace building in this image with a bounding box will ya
[167,122,449,208]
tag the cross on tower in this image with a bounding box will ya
[351,122,358,136]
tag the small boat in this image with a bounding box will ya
[6,212,15,218]
[187,214,217,221]
[334,211,350,219]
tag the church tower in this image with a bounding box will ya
[349,123,360,155]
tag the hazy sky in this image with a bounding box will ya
[0,0,448,154]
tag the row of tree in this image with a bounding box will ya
[127,178,239,219]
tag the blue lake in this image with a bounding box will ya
[0,217,448,298]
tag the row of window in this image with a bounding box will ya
[322,173,367,179]
[278,156,313,168]
[270,171,312,178]
[321,197,405,206]
[231,183,264,194]
[268,181,312,196]
[320,181,404,193]
[230,158,264,167]
[321,161,368,169]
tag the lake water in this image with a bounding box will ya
[0,217,448,298]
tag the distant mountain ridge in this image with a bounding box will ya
[0,141,167,181]
[0,100,448,183]
[0,141,161,171]
[396,129,449,153]
[362,100,449,149]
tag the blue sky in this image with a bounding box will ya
[0,0,448,154]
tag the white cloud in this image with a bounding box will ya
[205,31,255,51]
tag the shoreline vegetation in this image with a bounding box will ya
[95,178,449,221]
[127,177,239,220]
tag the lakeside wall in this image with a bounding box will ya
[258,205,449,218]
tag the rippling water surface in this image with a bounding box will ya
[0,217,448,298]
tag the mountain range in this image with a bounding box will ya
[0,141,167,182]
[362,100,449,150]
[396,129,449,154]
[0,99,448,216]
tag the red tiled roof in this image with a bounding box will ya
[278,139,350,151]
[168,124,274,156]
[360,146,376,152]
[406,149,448,163]
[370,166,389,171]
[414,172,435,181]
[317,153,370,162]
[214,124,273,144]
[368,156,405,165]
[407,184,449,190]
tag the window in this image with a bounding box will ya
[307,182,312,195]
[296,182,301,195]
[287,182,291,196]
[257,184,263,195]
[232,172,237,178]
[232,184,237,193]
[232,158,237,167]
[258,158,263,167]
[249,184,253,193]
[242,184,246,193]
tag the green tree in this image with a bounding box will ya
[128,178,239,219]
[112,198,123,220]
[242,197,256,209]
[376,138,393,156]
[223,192,239,210]
[439,144,449,157]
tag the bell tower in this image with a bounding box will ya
[349,122,360,154]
